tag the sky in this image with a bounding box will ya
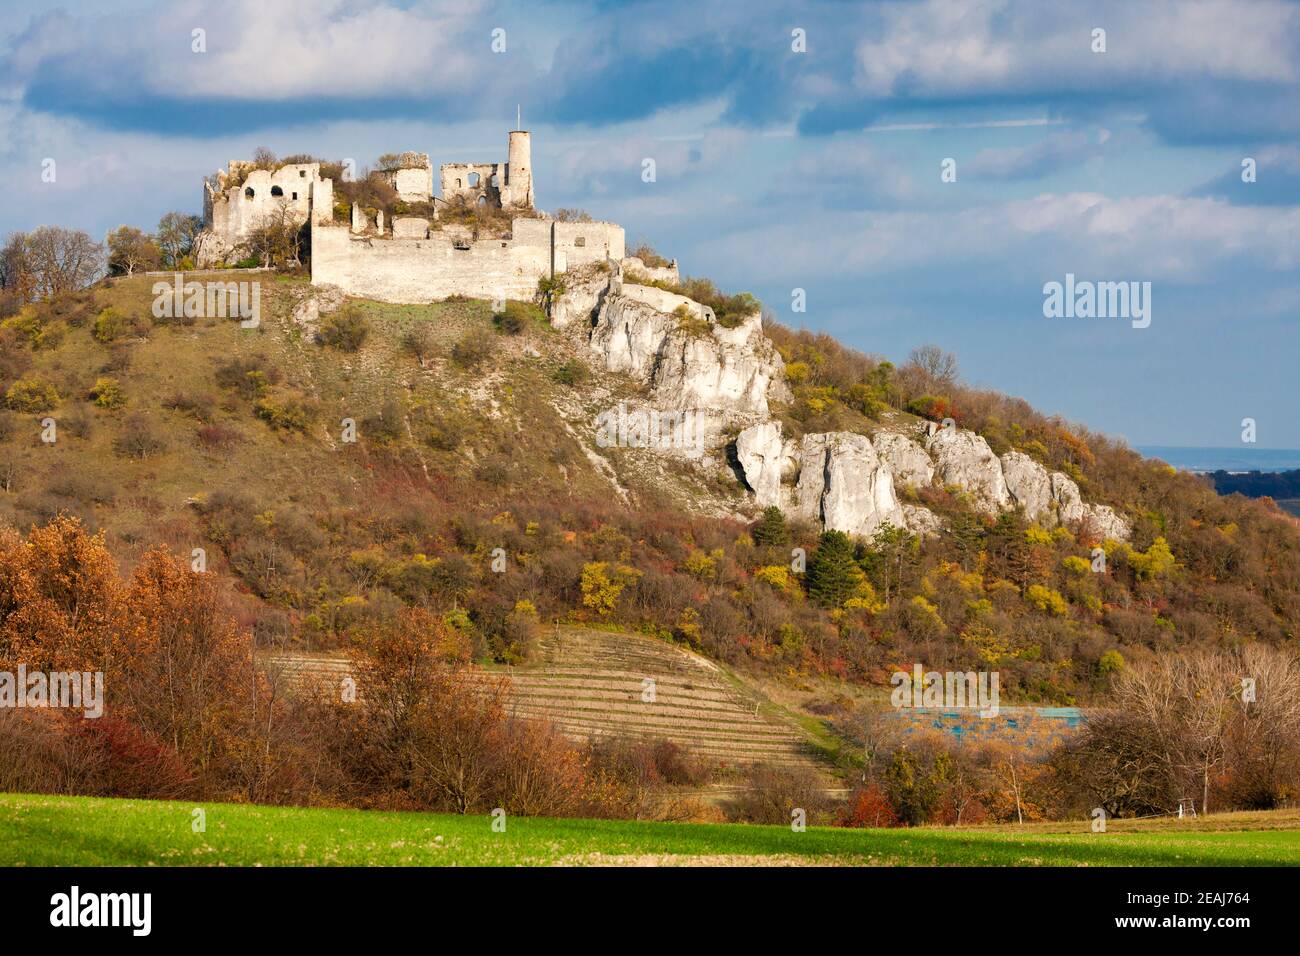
[1,0,1297,448]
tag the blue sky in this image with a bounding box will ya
[2,0,1297,447]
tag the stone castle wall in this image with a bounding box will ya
[310,218,624,303]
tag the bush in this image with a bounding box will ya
[401,324,437,366]
[92,307,147,344]
[112,413,165,459]
[726,764,829,824]
[254,396,313,432]
[4,377,60,413]
[88,377,126,410]
[215,356,281,398]
[319,306,369,352]
[627,241,671,269]
[196,424,244,452]
[162,391,216,422]
[493,300,543,335]
[451,329,494,368]
[551,358,589,386]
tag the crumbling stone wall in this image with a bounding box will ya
[438,130,533,210]
[201,161,328,264]
[378,152,432,202]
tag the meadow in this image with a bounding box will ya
[2,793,1296,867]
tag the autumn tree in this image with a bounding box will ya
[105,226,161,276]
[155,212,203,269]
[1,227,102,301]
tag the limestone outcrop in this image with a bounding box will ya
[734,421,794,507]
[924,426,1010,512]
[1001,450,1055,520]
[901,504,943,537]
[1081,503,1130,542]
[872,431,934,488]
[794,433,906,538]
[732,419,1130,541]
[586,287,787,417]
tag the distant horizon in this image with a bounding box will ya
[1134,445,1300,474]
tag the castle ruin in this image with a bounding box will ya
[198,129,623,302]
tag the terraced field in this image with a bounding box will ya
[263,628,829,775]
[502,629,823,772]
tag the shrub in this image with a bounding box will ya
[112,413,165,459]
[254,396,313,432]
[551,358,589,386]
[451,329,494,369]
[162,391,216,422]
[492,300,543,335]
[1026,584,1070,616]
[627,241,671,269]
[215,356,280,398]
[92,307,147,344]
[401,324,437,366]
[196,424,244,452]
[319,306,369,352]
[88,377,126,410]
[4,377,60,413]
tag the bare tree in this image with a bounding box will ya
[243,202,304,268]
[21,227,103,299]
[907,344,960,386]
[1087,646,1300,815]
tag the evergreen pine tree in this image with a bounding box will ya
[806,530,865,607]
[751,506,790,548]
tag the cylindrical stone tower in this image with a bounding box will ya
[507,130,534,208]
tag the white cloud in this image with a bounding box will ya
[855,0,1299,97]
[4,0,510,102]
[704,192,1300,280]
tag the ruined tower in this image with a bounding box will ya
[506,130,533,208]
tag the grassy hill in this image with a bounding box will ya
[3,793,1296,866]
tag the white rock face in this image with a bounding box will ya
[734,421,795,507]
[925,427,1010,512]
[1081,504,1131,542]
[548,269,609,331]
[1001,451,1054,520]
[733,422,1130,541]
[873,431,934,488]
[1050,472,1086,525]
[794,433,906,538]
[901,504,943,537]
[587,293,786,416]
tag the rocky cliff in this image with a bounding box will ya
[550,258,1130,543]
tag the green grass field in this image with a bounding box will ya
[2,794,1297,866]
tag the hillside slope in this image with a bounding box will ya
[1,268,1298,716]
[266,626,832,776]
